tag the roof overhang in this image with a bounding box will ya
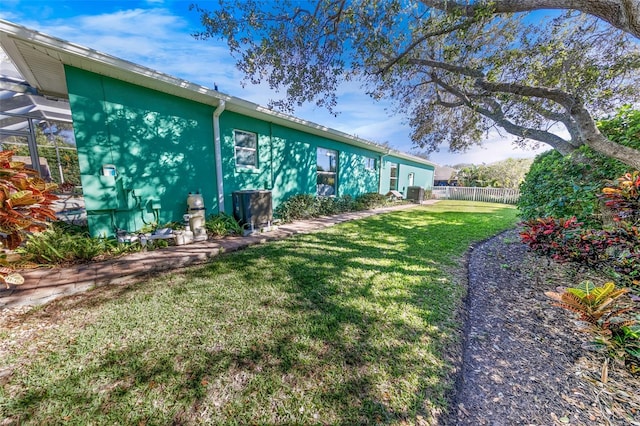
[0,19,435,168]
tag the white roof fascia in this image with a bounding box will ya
[0,19,435,168]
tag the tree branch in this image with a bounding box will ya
[419,0,640,39]
[412,57,580,111]
[523,101,569,123]
[378,17,482,75]
[520,99,582,145]
[475,79,578,109]
[569,100,640,168]
[435,91,465,107]
[429,72,474,105]
[406,58,484,78]
[430,73,578,154]
[476,101,578,155]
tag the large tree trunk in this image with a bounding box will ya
[571,103,640,169]
[473,79,640,169]
[421,0,640,39]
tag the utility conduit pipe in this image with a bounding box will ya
[213,100,226,213]
[378,150,391,194]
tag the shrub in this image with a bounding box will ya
[599,171,640,226]
[521,171,640,290]
[1,150,59,287]
[545,281,632,326]
[314,195,355,216]
[517,151,602,224]
[0,150,58,250]
[314,197,335,216]
[354,192,389,210]
[17,222,121,265]
[274,192,389,223]
[546,281,639,374]
[521,218,640,287]
[518,106,640,224]
[519,216,584,262]
[335,194,356,212]
[274,194,317,222]
[205,213,243,237]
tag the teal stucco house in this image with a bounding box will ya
[0,20,435,237]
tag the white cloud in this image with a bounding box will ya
[0,4,560,165]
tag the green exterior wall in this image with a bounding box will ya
[65,67,434,237]
[380,156,434,195]
[218,111,381,211]
[65,66,217,237]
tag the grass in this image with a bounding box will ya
[0,201,518,424]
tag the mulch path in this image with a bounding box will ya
[447,229,639,426]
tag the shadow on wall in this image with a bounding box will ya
[269,133,316,205]
[73,91,216,236]
[219,127,319,211]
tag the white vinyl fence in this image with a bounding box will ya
[431,186,520,204]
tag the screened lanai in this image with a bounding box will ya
[1,45,78,187]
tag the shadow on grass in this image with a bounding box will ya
[2,205,518,424]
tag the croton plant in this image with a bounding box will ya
[600,171,640,226]
[0,150,58,287]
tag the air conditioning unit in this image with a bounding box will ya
[232,190,273,229]
[406,186,425,203]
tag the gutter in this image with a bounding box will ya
[213,100,226,213]
[0,20,437,169]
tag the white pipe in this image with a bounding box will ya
[213,100,226,213]
[378,150,391,194]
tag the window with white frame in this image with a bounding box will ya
[389,163,398,191]
[365,156,376,171]
[317,147,338,196]
[234,129,258,168]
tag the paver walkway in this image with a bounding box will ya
[1,202,435,309]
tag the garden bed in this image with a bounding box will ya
[449,229,639,425]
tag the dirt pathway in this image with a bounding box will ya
[448,230,639,425]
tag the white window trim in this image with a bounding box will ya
[233,129,258,169]
[317,147,338,196]
[389,163,399,190]
[365,156,376,171]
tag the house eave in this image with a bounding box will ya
[0,19,435,168]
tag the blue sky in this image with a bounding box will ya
[0,0,551,165]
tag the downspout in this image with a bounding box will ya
[378,150,391,194]
[269,122,274,189]
[213,100,226,213]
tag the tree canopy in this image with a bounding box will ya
[191,0,640,168]
[421,0,640,38]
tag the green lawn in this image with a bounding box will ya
[1,201,518,424]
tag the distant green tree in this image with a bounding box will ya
[420,0,640,38]
[457,158,533,188]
